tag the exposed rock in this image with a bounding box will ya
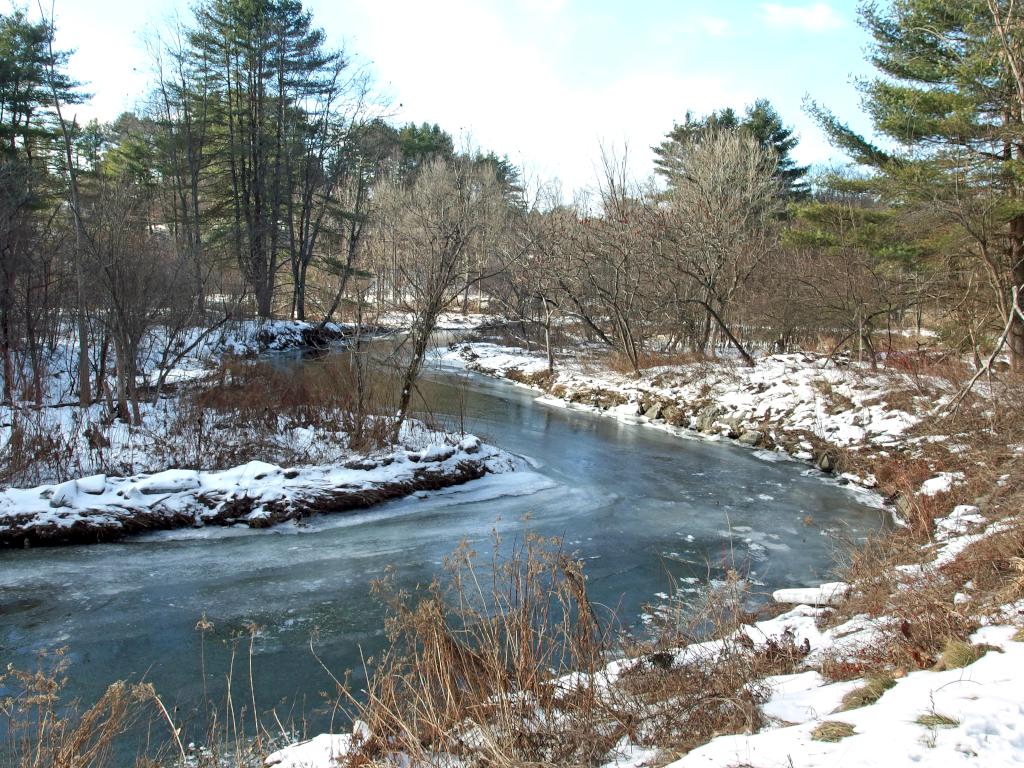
[889,491,912,520]
[695,405,724,433]
[644,403,663,420]
[738,429,763,447]
[661,404,688,426]
[816,449,838,473]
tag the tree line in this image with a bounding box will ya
[2,0,1023,428]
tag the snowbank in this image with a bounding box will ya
[771,581,850,606]
[0,435,519,547]
[673,625,1024,768]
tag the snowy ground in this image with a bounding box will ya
[9,324,1018,765]
[262,338,1024,768]
[670,498,1024,768]
[379,311,505,332]
[0,318,515,545]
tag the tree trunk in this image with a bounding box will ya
[392,321,436,443]
[543,301,555,374]
[114,336,130,423]
[1009,214,1024,371]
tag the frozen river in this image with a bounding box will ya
[0,355,886,743]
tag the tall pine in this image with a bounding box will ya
[811,1,1024,369]
[190,0,341,318]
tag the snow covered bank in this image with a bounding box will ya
[380,311,506,332]
[436,342,933,484]
[0,436,519,548]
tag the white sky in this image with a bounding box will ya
[42,0,875,194]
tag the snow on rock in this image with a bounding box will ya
[920,472,965,497]
[436,343,927,489]
[47,480,80,509]
[935,504,986,539]
[76,474,107,494]
[135,470,202,495]
[219,320,354,356]
[772,581,850,606]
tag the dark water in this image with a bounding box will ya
[0,354,886,743]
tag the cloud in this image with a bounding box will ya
[696,16,731,37]
[760,3,844,32]
[518,0,569,16]
[343,0,752,194]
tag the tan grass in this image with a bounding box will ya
[916,712,958,728]
[839,675,895,711]
[934,639,987,670]
[810,720,856,742]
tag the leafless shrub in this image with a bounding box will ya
[342,540,809,767]
[145,355,401,469]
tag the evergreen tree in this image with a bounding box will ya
[654,99,809,199]
[396,122,454,177]
[0,8,80,164]
[470,150,524,207]
[809,0,1024,369]
[189,0,343,318]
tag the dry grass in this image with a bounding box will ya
[934,639,989,670]
[0,633,309,768]
[340,540,809,767]
[838,675,895,711]
[810,720,856,742]
[0,649,158,768]
[0,407,101,487]
[343,534,624,766]
[942,517,1024,612]
[916,712,958,728]
[1,354,405,486]
[145,355,401,472]
[818,528,978,677]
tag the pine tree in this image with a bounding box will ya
[654,99,809,199]
[809,0,1024,369]
[0,9,80,164]
[396,122,455,178]
[189,0,343,318]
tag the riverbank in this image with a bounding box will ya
[265,337,1024,767]
[437,341,936,484]
[0,435,517,548]
[0,317,516,547]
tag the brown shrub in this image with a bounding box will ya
[0,649,158,768]
[343,541,805,767]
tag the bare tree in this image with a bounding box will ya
[657,128,784,365]
[543,152,656,375]
[376,158,510,440]
[86,179,192,423]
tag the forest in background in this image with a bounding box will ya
[2,0,1024,427]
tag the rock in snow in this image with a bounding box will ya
[772,581,850,606]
